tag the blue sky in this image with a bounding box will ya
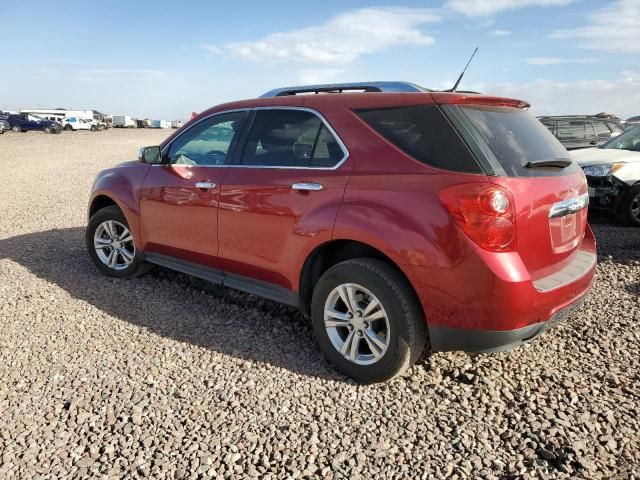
[1,0,638,119]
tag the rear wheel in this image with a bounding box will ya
[618,184,640,227]
[311,258,428,383]
[86,206,150,278]
[12,125,21,133]
[64,124,72,131]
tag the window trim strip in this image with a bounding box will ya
[158,106,350,170]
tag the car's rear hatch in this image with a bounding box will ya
[433,93,590,281]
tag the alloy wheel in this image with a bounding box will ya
[323,283,390,365]
[93,220,135,271]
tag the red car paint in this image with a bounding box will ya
[89,91,595,349]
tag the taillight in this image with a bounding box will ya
[439,183,516,252]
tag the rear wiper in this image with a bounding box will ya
[525,159,572,168]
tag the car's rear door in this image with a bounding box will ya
[217,107,352,291]
[139,110,249,269]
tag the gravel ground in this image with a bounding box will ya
[0,129,638,479]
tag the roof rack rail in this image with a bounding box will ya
[260,81,430,98]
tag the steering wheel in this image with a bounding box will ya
[206,150,227,156]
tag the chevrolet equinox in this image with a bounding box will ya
[86,82,596,382]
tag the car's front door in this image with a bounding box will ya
[139,110,248,269]
[217,107,352,291]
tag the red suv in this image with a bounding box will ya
[86,82,596,382]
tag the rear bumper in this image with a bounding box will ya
[429,293,587,352]
[403,225,596,351]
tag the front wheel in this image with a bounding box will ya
[86,206,150,278]
[311,258,428,383]
[618,184,640,227]
[44,127,52,134]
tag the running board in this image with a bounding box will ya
[144,252,301,308]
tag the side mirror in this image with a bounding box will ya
[138,146,162,164]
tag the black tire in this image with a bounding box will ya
[64,124,72,131]
[617,184,640,227]
[12,125,21,133]
[86,206,150,279]
[311,258,428,383]
[44,127,52,134]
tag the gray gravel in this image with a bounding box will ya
[0,129,638,479]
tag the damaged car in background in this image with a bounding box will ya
[572,124,640,226]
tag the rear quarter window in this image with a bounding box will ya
[355,105,483,174]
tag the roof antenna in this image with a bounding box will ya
[451,47,478,92]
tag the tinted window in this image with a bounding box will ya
[453,105,575,177]
[168,112,245,166]
[240,109,344,168]
[356,105,482,173]
[556,121,586,141]
[593,121,612,140]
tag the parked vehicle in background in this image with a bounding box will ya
[572,124,640,226]
[171,120,184,129]
[0,112,9,134]
[113,115,136,128]
[152,120,171,129]
[8,114,62,133]
[62,117,92,131]
[86,82,596,382]
[626,116,640,127]
[539,115,624,150]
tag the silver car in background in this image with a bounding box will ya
[572,125,640,226]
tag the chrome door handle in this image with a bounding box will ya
[195,182,217,190]
[292,182,323,192]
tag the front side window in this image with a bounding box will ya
[240,109,344,168]
[168,112,245,166]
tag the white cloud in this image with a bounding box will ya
[446,0,574,16]
[485,71,640,118]
[551,0,640,53]
[489,29,511,36]
[525,57,595,65]
[202,7,441,65]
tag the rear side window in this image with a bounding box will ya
[355,105,482,173]
[451,106,577,177]
[593,121,612,140]
[240,109,345,168]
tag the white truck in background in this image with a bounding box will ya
[112,115,136,128]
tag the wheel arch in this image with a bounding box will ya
[298,239,423,317]
[88,194,120,219]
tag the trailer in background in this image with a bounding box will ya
[112,116,136,128]
[152,120,171,129]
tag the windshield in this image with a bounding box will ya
[450,105,576,177]
[601,125,640,151]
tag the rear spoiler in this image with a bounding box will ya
[431,92,530,109]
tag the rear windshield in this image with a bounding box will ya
[450,105,577,177]
[355,105,483,174]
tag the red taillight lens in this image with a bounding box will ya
[439,183,516,252]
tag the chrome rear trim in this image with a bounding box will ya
[549,193,589,218]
